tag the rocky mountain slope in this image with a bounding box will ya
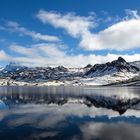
[130,61,140,69]
[85,57,139,77]
[0,57,140,86]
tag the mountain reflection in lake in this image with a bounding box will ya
[0,86,140,140]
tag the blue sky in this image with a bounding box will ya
[1,0,140,67]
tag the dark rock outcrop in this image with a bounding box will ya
[85,57,139,77]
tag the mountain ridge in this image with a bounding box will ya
[85,57,139,77]
[0,57,140,86]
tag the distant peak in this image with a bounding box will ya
[84,64,92,69]
[8,62,20,66]
[117,57,126,63]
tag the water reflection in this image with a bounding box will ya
[0,86,140,98]
[0,86,140,140]
[78,122,140,140]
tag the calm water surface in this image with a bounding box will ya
[0,86,140,140]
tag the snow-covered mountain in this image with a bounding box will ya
[130,61,140,69]
[0,57,140,86]
[85,57,139,77]
[3,62,28,73]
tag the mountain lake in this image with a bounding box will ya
[0,86,140,140]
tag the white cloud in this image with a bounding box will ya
[5,21,60,42]
[92,19,140,50]
[0,50,10,60]
[37,10,96,38]
[125,9,140,20]
[9,43,67,66]
[3,9,140,67]
[37,10,140,51]
[10,44,38,57]
[0,44,139,67]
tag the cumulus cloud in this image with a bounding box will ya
[0,50,10,60]
[1,43,140,67]
[4,21,60,42]
[36,10,96,38]
[91,19,140,50]
[37,9,140,51]
[9,43,66,66]
[1,10,140,67]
